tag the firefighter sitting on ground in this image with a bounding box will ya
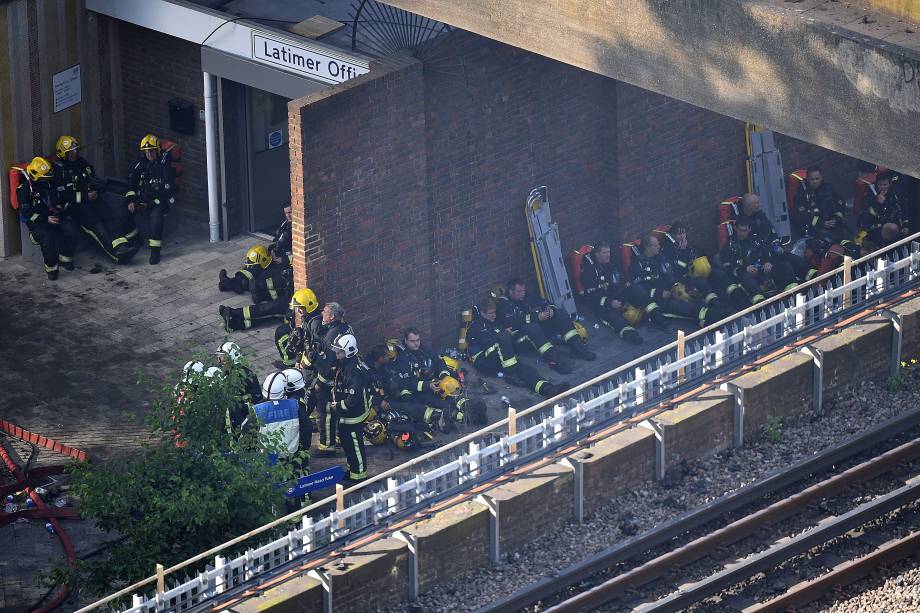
[497,277,596,376]
[16,157,79,280]
[219,204,293,292]
[329,333,371,485]
[467,297,568,398]
[392,327,487,430]
[364,344,439,450]
[859,173,909,242]
[629,234,726,329]
[793,165,851,244]
[740,192,815,282]
[578,241,644,345]
[719,216,797,303]
[54,134,141,264]
[274,288,320,368]
[661,223,751,310]
[124,134,177,265]
[219,245,293,331]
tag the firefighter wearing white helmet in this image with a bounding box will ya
[331,333,370,483]
[215,341,261,403]
[282,368,313,457]
[245,374,301,471]
[261,371,288,400]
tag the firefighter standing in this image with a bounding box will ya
[219,245,293,331]
[467,298,567,398]
[125,134,176,265]
[330,333,370,484]
[274,288,320,368]
[16,157,79,280]
[578,242,643,344]
[792,166,851,244]
[497,278,596,375]
[304,303,353,455]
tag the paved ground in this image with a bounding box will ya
[0,223,684,610]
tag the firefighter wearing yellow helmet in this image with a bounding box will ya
[16,156,80,279]
[124,133,176,264]
[218,244,294,332]
[577,241,643,345]
[662,222,752,311]
[391,327,487,429]
[273,288,322,368]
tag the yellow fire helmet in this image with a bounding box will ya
[689,255,712,279]
[441,354,460,373]
[385,338,403,361]
[139,133,160,152]
[245,244,272,268]
[290,288,319,313]
[55,135,79,159]
[364,420,388,446]
[573,320,589,342]
[853,229,868,246]
[26,157,53,181]
[437,375,462,398]
[623,305,643,326]
[671,282,692,303]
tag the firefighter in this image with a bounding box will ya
[629,235,725,328]
[125,134,176,265]
[719,216,797,303]
[215,341,262,402]
[662,223,751,310]
[467,297,567,398]
[392,328,486,431]
[16,157,79,279]
[219,246,270,294]
[793,166,851,243]
[274,288,321,368]
[53,135,140,264]
[859,173,909,240]
[740,193,816,282]
[218,245,293,331]
[578,242,643,344]
[282,368,313,458]
[305,302,354,455]
[329,333,370,484]
[218,206,293,291]
[497,278,595,375]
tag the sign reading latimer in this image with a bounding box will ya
[251,33,369,84]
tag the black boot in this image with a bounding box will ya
[621,328,643,345]
[62,261,75,271]
[218,269,232,292]
[149,247,161,265]
[544,348,572,374]
[46,270,58,281]
[568,341,596,361]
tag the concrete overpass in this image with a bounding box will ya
[382,0,920,176]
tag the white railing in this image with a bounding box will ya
[86,236,920,613]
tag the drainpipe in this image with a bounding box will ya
[203,71,220,242]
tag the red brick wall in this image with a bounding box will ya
[290,32,867,348]
[118,22,208,221]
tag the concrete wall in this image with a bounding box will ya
[240,294,920,613]
[0,0,118,257]
[290,31,869,347]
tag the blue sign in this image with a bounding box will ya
[284,466,344,498]
[267,129,284,150]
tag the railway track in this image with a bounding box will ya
[487,415,920,613]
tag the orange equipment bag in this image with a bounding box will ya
[717,197,742,248]
[568,244,594,295]
[7,164,28,210]
[620,240,640,276]
[159,139,183,188]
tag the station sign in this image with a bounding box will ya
[252,33,369,85]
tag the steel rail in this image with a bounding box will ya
[478,407,920,613]
[746,529,920,612]
[546,440,920,612]
[191,286,920,613]
[633,479,920,612]
[85,236,920,612]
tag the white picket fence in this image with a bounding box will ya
[86,237,920,613]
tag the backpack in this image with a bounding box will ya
[567,244,594,295]
[619,240,640,275]
[7,164,28,210]
[457,308,474,357]
[717,196,742,248]
[159,140,183,190]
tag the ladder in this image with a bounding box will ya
[525,186,577,317]
[746,124,792,242]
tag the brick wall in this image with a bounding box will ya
[118,22,208,221]
[290,32,868,347]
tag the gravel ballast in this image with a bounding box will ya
[383,375,920,612]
